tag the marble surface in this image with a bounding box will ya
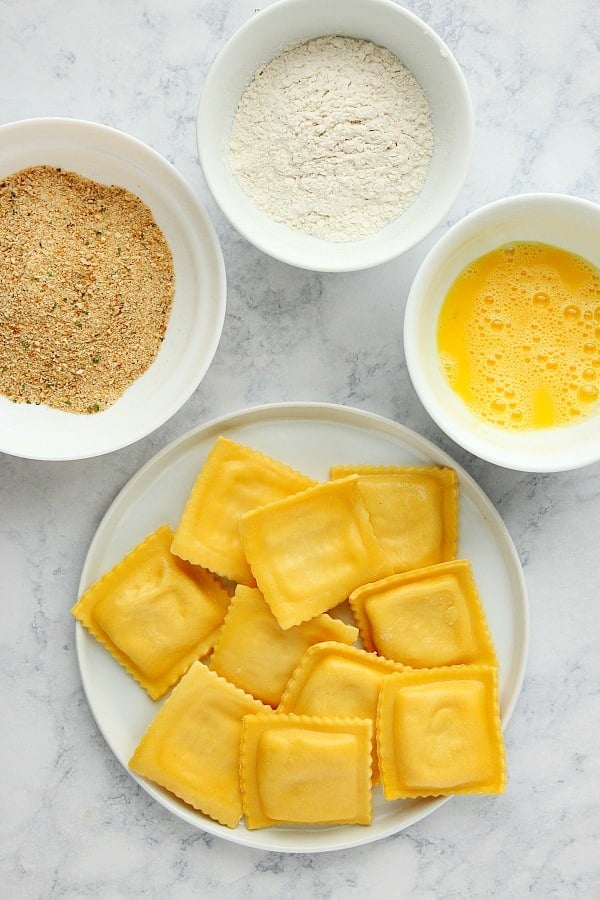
[1,0,599,896]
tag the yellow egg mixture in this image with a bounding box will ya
[437,241,600,430]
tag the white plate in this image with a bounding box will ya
[76,402,529,853]
[0,118,226,460]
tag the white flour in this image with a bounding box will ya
[228,35,434,242]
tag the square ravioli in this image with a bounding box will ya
[239,475,392,629]
[129,662,270,828]
[377,666,506,799]
[171,436,315,585]
[240,713,372,829]
[278,641,403,780]
[72,525,231,699]
[349,559,497,668]
[330,464,458,573]
[210,585,358,707]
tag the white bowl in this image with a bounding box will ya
[197,0,473,272]
[404,193,600,472]
[0,118,226,461]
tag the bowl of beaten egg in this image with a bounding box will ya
[196,0,473,272]
[404,193,600,472]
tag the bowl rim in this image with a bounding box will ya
[0,116,227,461]
[196,0,474,272]
[403,191,600,472]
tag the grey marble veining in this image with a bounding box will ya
[1,1,599,897]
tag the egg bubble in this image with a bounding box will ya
[578,384,599,404]
[533,292,550,306]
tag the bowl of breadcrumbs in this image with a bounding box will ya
[0,117,226,460]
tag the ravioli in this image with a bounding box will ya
[239,475,392,629]
[129,661,270,828]
[330,465,458,572]
[210,585,358,706]
[78,435,508,834]
[72,525,230,699]
[171,436,315,584]
[240,713,373,829]
[349,559,497,668]
[377,665,506,799]
[278,641,403,780]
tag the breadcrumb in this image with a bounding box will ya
[0,165,175,414]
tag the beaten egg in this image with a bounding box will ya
[437,241,600,430]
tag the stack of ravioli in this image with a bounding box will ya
[72,436,506,831]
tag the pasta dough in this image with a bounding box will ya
[210,585,358,706]
[240,713,373,829]
[278,641,403,780]
[377,665,506,799]
[349,559,497,668]
[72,525,230,699]
[171,436,315,584]
[330,464,458,572]
[129,661,270,828]
[240,475,392,628]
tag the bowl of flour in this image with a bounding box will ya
[197,0,473,272]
